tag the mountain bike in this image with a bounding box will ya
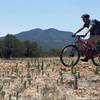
[60,35,100,67]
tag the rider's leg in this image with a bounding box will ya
[81,49,93,62]
[81,35,100,62]
[81,37,95,62]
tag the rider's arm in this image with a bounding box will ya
[84,20,96,36]
[84,25,93,36]
[74,26,84,35]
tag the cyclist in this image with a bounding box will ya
[74,14,100,62]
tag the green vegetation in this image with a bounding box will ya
[0,34,61,58]
[0,34,41,58]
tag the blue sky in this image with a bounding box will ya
[0,0,100,36]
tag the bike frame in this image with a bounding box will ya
[74,35,100,58]
[74,36,92,50]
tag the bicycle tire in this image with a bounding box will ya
[60,45,80,67]
[92,55,100,66]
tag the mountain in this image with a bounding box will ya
[16,28,74,50]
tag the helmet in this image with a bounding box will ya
[81,14,90,18]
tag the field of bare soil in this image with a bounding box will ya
[0,57,100,100]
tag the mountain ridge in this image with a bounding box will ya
[15,28,73,50]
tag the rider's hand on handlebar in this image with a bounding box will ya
[72,34,76,37]
[80,35,86,38]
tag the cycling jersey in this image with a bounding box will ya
[83,19,100,36]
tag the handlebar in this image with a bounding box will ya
[72,34,86,38]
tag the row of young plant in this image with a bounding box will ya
[0,58,66,99]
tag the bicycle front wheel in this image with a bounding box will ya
[60,45,80,67]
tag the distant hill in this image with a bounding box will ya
[16,28,74,50]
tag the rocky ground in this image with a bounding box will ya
[0,57,100,100]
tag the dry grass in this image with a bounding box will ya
[0,57,100,100]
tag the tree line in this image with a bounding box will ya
[0,34,61,58]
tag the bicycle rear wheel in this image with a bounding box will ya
[92,42,100,66]
[92,54,100,66]
[60,45,80,67]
